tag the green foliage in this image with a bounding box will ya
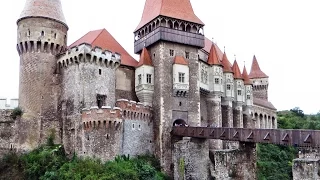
[0,141,168,180]
[10,107,23,120]
[257,108,320,180]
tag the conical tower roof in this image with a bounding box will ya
[135,0,204,31]
[70,29,138,67]
[18,0,67,27]
[232,60,243,79]
[207,43,222,66]
[242,66,252,85]
[249,55,268,79]
[221,52,233,73]
[137,48,153,67]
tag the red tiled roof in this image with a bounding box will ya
[137,48,153,67]
[232,60,243,79]
[242,65,252,85]
[221,52,233,73]
[135,0,204,31]
[69,29,138,67]
[18,0,67,27]
[249,55,268,79]
[203,38,233,67]
[207,42,222,66]
[174,56,188,65]
[253,98,276,110]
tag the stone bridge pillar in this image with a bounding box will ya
[173,137,210,180]
[292,148,320,180]
[206,94,223,150]
[210,142,257,180]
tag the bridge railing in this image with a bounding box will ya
[172,126,320,148]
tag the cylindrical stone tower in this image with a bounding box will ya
[16,0,68,150]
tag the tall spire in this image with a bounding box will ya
[137,48,153,67]
[18,0,67,27]
[207,43,222,66]
[232,60,243,79]
[221,52,233,73]
[242,65,252,85]
[135,0,204,30]
[249,55,268,79]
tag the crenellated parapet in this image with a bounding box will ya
[116,99,152,121]
[57,43,121,70]
[82,106,122,131]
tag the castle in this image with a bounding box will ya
[1,0,277,177]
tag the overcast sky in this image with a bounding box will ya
[0,0,319,114]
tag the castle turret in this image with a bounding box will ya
[134,0,204,174]
[232,60,244,128]
[206,43,223,149]
[249,55,269,100]
[135,48,154,106]
[221,52,234,128]
[242,65,253,128]
[16,0,68,150]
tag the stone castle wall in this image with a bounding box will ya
[0,110,16,157]
[116,99,154,156]
[116,66,139,102]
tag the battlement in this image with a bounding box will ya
[116,99,152,121]
[57,43,121,70]
[16,40,67,56]
[82,106,122,131]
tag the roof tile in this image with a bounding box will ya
[253,98,276,110]
[69,29,138,67]
[242,65,252,85]
[249,55,268,79]
[232,60,243,79]
[207,43,222,66]
[174,56,188,65]
[137,48,153,67]
[135,0,204,31]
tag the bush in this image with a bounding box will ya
[10,107,23,120]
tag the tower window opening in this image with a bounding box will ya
[41,31,45,36]
[185,52,190,59]
[169,49,174,56]
[54,33,57,39]
[99,69,102,75]
[179,73,185,83]
[227,84,231,90]
[247,95,251,100]
[138,74,142,84]
[237,90,242,96]
[28,29,30,36]
[179,102,182,106]
[146,74,152,84]
[214,78,219,84]
[96,94,107,108]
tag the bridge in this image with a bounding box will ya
[172,126,320,148]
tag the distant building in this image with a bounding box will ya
[0,98,18,110]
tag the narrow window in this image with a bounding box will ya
[99,69,102,75]
[96,94,107,108]
[227,84,231,90]
[214,78,219,84]
[185,52,190,59]
[41,31,45,36]
[237,90,242,96]
[146,74,152,84]
[54,33,57,39]
[138,74,142,84]
[169,49,174,56]
[179,73,185,83]
[28,29,30,36]
[247,95,251,99]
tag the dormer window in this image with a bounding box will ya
[146,74,152,84]
[138,74,142,85]
[179,73,185,83]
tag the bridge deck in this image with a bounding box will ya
[172,127,320,148]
